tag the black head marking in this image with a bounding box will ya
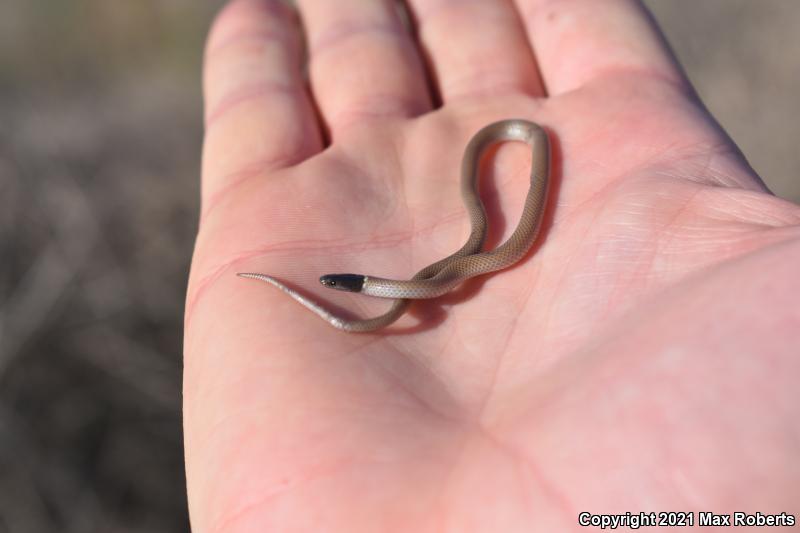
[319,274,365,293]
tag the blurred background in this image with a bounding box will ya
[0,1,798,531]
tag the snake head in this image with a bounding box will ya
[319,274,365,293]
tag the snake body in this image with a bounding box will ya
[238,119,550,332]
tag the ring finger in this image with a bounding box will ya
[298,0,433,136]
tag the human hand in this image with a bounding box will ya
[184,0,800,530]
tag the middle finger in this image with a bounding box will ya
[406,0,545,102]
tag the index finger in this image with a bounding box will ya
[515,0,689,94]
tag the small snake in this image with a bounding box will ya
[238,119,550,332]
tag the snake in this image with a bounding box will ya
[237,119,551,332]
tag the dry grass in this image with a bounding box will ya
[0,1,217,531]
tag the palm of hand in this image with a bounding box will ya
[185,1,800,531]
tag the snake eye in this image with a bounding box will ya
[319,274,365,292]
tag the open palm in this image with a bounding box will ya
[184,0,800,531]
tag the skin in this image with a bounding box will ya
[185,0,800,531]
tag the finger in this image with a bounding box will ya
[514,0,688,94]
[298,0,432,134]
[202,0,322,212]
[406,0,544,102]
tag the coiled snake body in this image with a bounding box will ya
[239,119,551,332]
